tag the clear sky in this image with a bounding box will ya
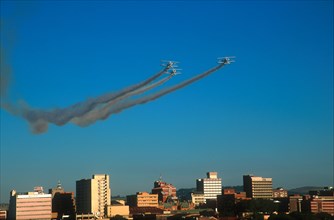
[0,0,333,203]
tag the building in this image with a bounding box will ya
[130,207,164,216]
[0,210,6,220]
[0,204,8,220]
[217,194,236,217]
[127,192,159,208]
[152,177,177,203]
[243,175,273,199]
[49,181,76,219]
[289,194,303,212]
[53,192,76,219]
[49,181,65,196]
[302,195,334,216]
[196,172,222,202]
[191,192,205,206]
[8,187,52,220]
[106,200,130,218]
[272,187,288,198]
[235,192,247,200]
[309,187,334,197]
[223,188,235,195]
[76,174,111,218]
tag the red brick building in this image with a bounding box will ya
[152,178,177,203]
[302,196,334,216]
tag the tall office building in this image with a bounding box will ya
[196,172,222,202]
[76,174,111,218]
[243,175,273,199]
[8,187,52,220]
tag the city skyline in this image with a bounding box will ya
[1,1,333,203]
[6,173,334,219]
[1,170,332,204]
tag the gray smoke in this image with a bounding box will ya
[0,19,19,116]
[71,74,174,126]
[1,55,229,134]
[76,63,226,122]
[0,48,12,99]
[19,67,171,133]
[22,66,170,126]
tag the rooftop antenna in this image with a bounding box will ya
[57,180,62,189]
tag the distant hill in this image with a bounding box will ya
[288,186,326,195]
[176,186,328,200]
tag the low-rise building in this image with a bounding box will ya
[302,195,334,216]
[191,192,205,206]
[107,203,130,218]
[127,192,159,208]
[0,210,6,220]
[273,188,288,198]
[235,192,247,200]
[223,188,236,195]
[289,194,303,212]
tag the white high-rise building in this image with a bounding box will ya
[196,172,222,202]
[76,174,111,218]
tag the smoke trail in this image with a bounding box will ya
[72,74,174,126]
[102,63,225,118]
[1,18,13,105]
[0,18,20,118]
[20,67,170,133]
[0,48,12,101]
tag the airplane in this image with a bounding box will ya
[217,56,236,64]
[168,68,182,76]
[161,60,179,68]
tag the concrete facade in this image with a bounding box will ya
[8,189,52,220]
[191,192,205,206]
[243,175,273,199]
[106,204,130,217]
[127,192,159,208]
[76,174,111,218]
[196,172,222,202]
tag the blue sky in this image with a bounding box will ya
[0,0,333,203]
